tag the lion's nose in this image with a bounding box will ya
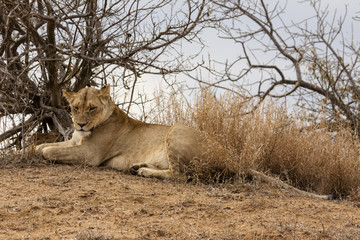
[78,122,88,128]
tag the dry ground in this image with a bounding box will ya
[0,162,360,240]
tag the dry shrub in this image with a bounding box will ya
[153,88,360,197]
[188,132,237,183]
[263,125,360,196]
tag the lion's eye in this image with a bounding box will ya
[89,107,97,112]
[73,106,79,112]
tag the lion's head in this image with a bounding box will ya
[62,85,113,134]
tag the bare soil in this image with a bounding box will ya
[0,162,359,240]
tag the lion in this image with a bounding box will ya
[36,85,228,181]
[36,85,334,200]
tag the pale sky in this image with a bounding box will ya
[126,0,360,118]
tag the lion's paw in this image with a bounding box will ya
[138,168,154,178]
[129,164,148,176]
[35,144,45,152]
[129,165,140,175]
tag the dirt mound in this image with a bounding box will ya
[0,164,359,239]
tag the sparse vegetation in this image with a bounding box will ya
[153,88,360,198]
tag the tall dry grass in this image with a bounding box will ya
[152,88,360,197]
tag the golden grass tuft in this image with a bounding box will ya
[153,88,360,197]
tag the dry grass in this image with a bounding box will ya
[152,88,360,198]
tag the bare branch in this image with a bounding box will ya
[0,0,208,145]
[204,0,360,135]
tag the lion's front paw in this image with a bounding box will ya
[35,143,50,153]
[35,144,47,157]
[137,168,151,177]
[35,144,55,159]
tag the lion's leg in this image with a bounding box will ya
[136,125,204,181]
[163,125,204,179]
[105,155,130,171]
[124,144,173,179]
[41,145,102,166]
[42,146,84,164]
[35,140,73,152]
[129,164,172,179]
[35,130,87,153]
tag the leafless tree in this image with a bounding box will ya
[0,0,207,147]
[204,0,360,135]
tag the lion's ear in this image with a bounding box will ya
[98,85,111,104]
[100,85,110,95]
[62,89,75,103]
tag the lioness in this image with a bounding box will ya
[36,85,230,181]
[36,85,333,200]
